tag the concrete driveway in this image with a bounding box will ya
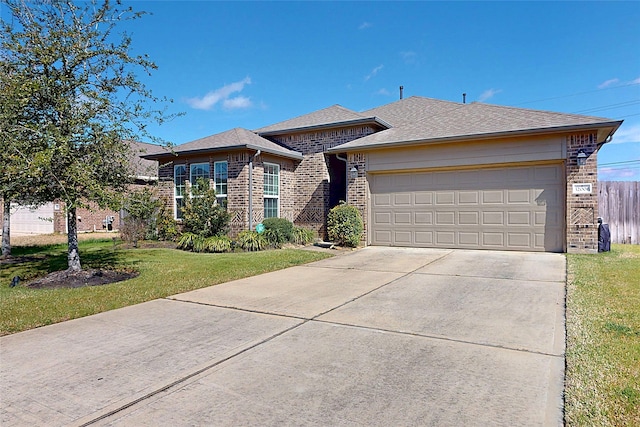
[0,247,566,426]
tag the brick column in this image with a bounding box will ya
[347,152,368,245]
[566,133,599,253]
[228,152,250,236]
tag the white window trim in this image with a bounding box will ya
[263,162,280,218]
[214,161,228,201]
[174,164,186,220]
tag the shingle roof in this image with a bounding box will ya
[126,140,166,179]
[328,96,622,151]
[254,104,388,134]
[151,128,302,160]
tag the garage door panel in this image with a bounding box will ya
[458,191,479,204]
[482,232,505,247]
[370,164,564,252]
[436,231,455,245]
[483,191,504,204]
[394,212,412,224]
[374,212,392,225]
[483,211,505,225]
[459,232,480,245]
[459,211,480,225]
[414,192,433,205]
[374,194,391,206]
[394,193,411,205]
[435,192,455,205]
[415,212,433,224]
[436,211,455,225]
[507,211,531,226]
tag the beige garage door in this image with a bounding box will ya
[370,164,564,252]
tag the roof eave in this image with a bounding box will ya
[257,117,391,137]
[141,144,303,161]
[327,120,624,153]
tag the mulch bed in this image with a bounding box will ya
[22,268,139,289]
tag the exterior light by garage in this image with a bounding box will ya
[349,166,358,179]
[576,149,588,166]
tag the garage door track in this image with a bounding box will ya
[0,247,566,426]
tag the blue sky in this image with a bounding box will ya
[12,1,640,179]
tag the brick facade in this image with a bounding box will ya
[268,125,378,236]
[566,132,600,253]
[346,152,368,244]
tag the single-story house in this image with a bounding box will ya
[144,96,622,253]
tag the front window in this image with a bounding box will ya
[264,163,279,219]
[190,162,210,195]
[174,165,186,219]
[214,161,228,207]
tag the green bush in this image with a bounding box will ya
[237,230,268,252]
[181,179,230,238]
[203,236,232,253]
[262,217,293,245]
[177,233,231,253]
[292,226,314,245]
[120,188,162,247]
[327,202,363,247]
[156,201,180,241]
[177,232,198,251]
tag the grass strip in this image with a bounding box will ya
[0,239,332,336]
[565,244,640,426]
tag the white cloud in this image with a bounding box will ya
[358,22,372,30]
[598,78,620,89]
[610,124,640,144]
[223,96,252,110]
[477,88,502,102]
[631,76,640,84]
[186,77,252,110]
[364,64,383,81]
[399,51,417,64]
[375,88,391,96]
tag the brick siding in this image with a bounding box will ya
[566,132,600,253]
[268,125,378,237]
[346,152,368,244]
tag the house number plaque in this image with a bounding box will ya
[572,183,592,194]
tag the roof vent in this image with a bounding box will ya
[400,85,404,100]
[463,93,467,104]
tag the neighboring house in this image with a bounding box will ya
[1,140,162,235]
[144,96,622,253]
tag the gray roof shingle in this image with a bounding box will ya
[329,96,622,151]
[255,105,387,134]
[151,128,302,160]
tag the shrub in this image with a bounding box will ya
[292,226,314,245]
[262,217,293,245]
[237,230,267,252]
[156,201,180,241]
[181,179,230,238]
[120,188,162,247]
[327,202,363,247]
[177,232,198,251]
[203,236,232,253]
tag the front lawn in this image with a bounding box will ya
[565,244,640,426]
[0,239,332,336]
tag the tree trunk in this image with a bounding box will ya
[67,206,82,271]
[1,198,10,257]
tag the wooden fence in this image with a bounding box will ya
[598,181,639,244]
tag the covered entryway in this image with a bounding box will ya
[370,164,565,252]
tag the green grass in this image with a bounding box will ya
[565,244,640,426]
[0,239,332,336]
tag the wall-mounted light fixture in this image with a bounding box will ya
[576,149,587,166]
[349,166,358,179]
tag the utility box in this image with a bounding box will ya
[598,218,611,252]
